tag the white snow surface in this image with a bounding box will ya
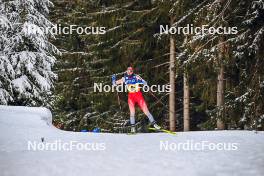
[0,105,264,176]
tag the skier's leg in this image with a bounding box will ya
[128,97,136,133]
[128,98,135,125]
[140,101,155,123]
[137,92,161,130]
[137,93,155,123]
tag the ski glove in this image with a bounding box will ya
[136,75,147,85]
[112,74,116,86]
[140,79,147,85]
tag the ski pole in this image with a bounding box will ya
[112,74,122,111]
[116,91,122,110]
[148,91,168,108]
[147,91,179,115]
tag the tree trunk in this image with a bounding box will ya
[183,72,190,131]
[217,42,225,130]
[169,18,176,132]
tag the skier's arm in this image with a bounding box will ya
[112,75,124,85]
[115,77,124,85]
[136,75,147,85]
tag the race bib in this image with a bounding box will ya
[127,84,140,92]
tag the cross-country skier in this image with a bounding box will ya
[112,66,161,133]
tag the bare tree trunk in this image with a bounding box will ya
[183,72,190,131]
[215,0,228,130]
[169,18,176,132]
[217,42,225,130]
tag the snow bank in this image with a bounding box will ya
[0,105,52,125]
[0,105,264,176]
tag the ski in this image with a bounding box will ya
[148,127,176,135]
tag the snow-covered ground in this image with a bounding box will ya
[0,106,263,176]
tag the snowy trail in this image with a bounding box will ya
[0,106,264,176]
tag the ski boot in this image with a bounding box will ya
[131,125,136,134]
[152,121,161,130]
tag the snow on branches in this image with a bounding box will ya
[0,0,60,106]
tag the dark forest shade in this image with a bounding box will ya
[47,0,264,132]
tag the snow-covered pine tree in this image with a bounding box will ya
[180,0,239,130]
[49,0,108,131]
[227,0,264,130]
[180,0,264,130]
[0,0,60,106]
[0,0,13,104]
